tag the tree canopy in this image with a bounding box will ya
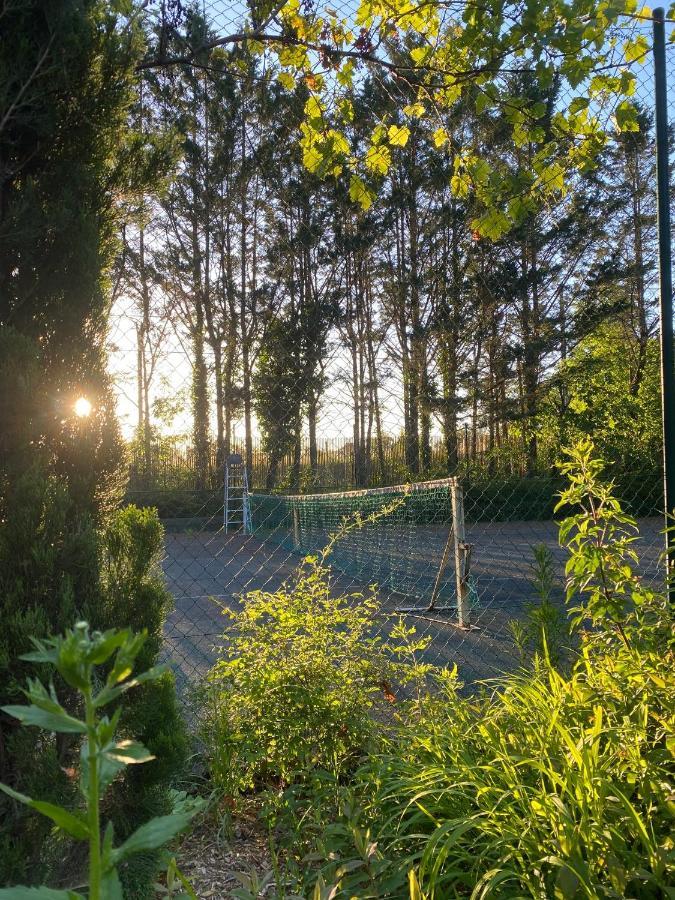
[137,0,660,236]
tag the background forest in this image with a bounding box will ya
[114,8,663,498]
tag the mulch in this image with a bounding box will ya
[176,810,275,899]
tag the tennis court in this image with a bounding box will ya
[160,515,666,695]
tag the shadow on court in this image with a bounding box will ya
[160,517,666,697]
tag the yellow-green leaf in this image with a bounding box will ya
[277,72,296,90]
[365,144,391,175]
[349,175,375,210]
[388,124,410,147]
[403,102,425,118]
[623,34,649,64]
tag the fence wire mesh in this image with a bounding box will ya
[105,2,675,702]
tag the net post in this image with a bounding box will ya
[292,504,301,549]
[653,7,675,601]
[450,478,470,627]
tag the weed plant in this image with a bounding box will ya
[201,498,431,804]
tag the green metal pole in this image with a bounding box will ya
[653,7,675,589]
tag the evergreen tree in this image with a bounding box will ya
[0,2,183,887]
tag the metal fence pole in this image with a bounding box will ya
[450,479,470,627]
[653,8,675,592]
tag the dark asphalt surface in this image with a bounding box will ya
[160,517,666,695]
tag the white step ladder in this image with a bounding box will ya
[224,453,251,533]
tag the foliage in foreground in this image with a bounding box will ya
[202,500,432,799]
[0,622,202,900]
[0,497,187,895]
[206,440,674,898]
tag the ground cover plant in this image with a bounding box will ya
[203,440,674,898]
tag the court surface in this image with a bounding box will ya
[160,517,666,695]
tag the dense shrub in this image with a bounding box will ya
[0,499,187,893]
[201,508,430,799]
[98,506,188,899]
[208,441,674,898]
[0,469,99,883]
[0,327,125,885]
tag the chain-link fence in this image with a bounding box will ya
[106,2,675,702]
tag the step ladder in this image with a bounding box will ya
[224,453,251,533]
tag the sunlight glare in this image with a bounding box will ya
[74,397,92,418]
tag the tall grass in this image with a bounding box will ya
[301,442,675,897]
[334,647,673,898]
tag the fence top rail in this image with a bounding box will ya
[251,476,459,503]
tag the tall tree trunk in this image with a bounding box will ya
[192,306,210,491]
[136,323,145,479]
[213,340,225,467]
[291,425,302,492]
[266,448,280,492]
[630,144,648,396]
[308,395,318,478]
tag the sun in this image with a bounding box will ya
[74,396,92,418]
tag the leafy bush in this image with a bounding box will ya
[202,506,429,799]
[0,331,177,890]
[538,324,663,478]
[124,489,224,523]
[0,622,202,899]
[98,506,188,899]
[99,505,171,671]
[246,440,674,898]
[0,469,100,884]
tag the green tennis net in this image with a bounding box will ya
[250,478,459,611]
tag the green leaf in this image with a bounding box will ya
[277,72,296,90]
[475,91,491,114]
[623,34,649,64]
[0,783,90,840]
[348,176,375,211]
[471,209,511,240]
[1,704,87,734]
[304,95,324,127]
[0,889,84,899]
[410,46,431,66]
[94,664,168,707]
[87,630,131,665]
[112,811,199,863]
[365,144,390,175]
[100,867,124,900]
[614,100,640,133]
[388,125,410,147]
[107,740,155,765]
[403,102,425,118]
[80,740,125,796]
[569,96,590,114]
